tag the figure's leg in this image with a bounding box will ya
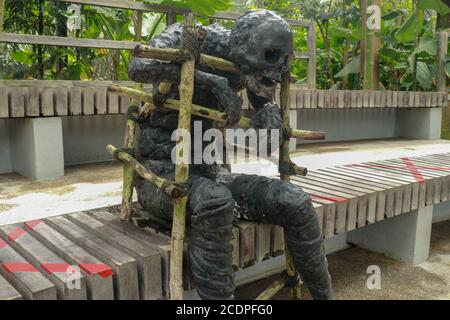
[136,172,236,300]
[229,174,333,300]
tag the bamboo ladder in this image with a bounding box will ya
[107,12,325,300]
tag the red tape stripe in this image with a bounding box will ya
[311,195,348,203]
[3,263,38,273]
[0,238,7,249]
[25,220,43,230]
[7,227,27,242]
[80,264,114,279]
[400,157,425,184]
[41,263,72,273]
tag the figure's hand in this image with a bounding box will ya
[250,102,283,153]
[152,86,168,108]
[250,102,283,131]
[208,78,242,127]
[222,90,243,127]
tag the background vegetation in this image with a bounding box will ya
[0,0,448,136]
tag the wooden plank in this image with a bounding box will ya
[231,227,240,270]
[53,0,191,13]
[318,91,325,108]
[234,221,255,268]
[54,87,68,116]
[45,215,140,300]
[0,85,8,118]
[120,95,131,114]
[40,87,54,116]
[310,90,318,108]
[374,159,438,206]
[0,237,57,300]
[312,169,389,223]
[271,225,284,256]
[392,91,399,108]
[384,158,446,204]
[338,90,345,108]
[86,210,172,297]
[405,157,449,202]
[24,220,114,300]
[108,92,120,114]
[0,32,139,50]
[9,87,25,117]
[66,212,162,300]
[94,87,107,115]
[414,92,421,108]
[304,90,311,109]
[385,90,392,108]
[24,87,40,117]
[302,171,378,225]
[82,87,95,115]
[0,273,22,300]
[0,224,87,300]
[343,163,419,211]
[291,177,359,232]
[254,224,271,263]
[369,91,375,108]
[296,90,304,109]
[69,86,82,115]
[326,166,407,217]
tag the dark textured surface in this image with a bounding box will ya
[130,9,332,300]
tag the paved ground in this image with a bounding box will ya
[236,220,450,300]
[3,138,450,225]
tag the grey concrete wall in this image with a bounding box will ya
[396,108,442,140]
[433,201,450,223]
[296,108,397,144]
[0,120,11,174]
[62,115,127,166]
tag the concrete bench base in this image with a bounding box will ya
[9,117,64,180]
[347,206,433,265]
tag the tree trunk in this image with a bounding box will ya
[56,1,68,74]
[38,0,44,79]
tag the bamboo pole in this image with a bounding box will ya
[280,71,302,300]
[107,145,186,199]
[169,12,196,300]
[134,44,241,75]
[437,31,448,92]
[119,5,145,221]
[255,280,285,300]
[0,0,5,32]
[108,84,325,141]
[120,107,138,221]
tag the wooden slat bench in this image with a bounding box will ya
[1,151,449,299]
[0,81,447,119]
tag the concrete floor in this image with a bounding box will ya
[2,138,450,226]
[236,220,450,300]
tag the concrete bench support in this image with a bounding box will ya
[396,108,442,140]
[347,206,433,265]
[9,117,64,180]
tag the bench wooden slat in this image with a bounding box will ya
[40,87,54,116]
[9,87,25,117]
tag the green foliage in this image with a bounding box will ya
[1,0,230,80]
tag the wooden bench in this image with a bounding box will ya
[1,150,449,299]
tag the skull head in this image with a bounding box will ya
[230,10,294,101]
